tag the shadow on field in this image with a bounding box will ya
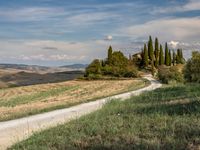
[0,71,84,87]
[135,100,200,116]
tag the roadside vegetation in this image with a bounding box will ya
[0,78,148,121]
[10,83,200,150]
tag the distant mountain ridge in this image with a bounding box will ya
[60,64,88,69]
[0,63,88,73]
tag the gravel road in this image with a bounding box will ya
[0,75,162,150]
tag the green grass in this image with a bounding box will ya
[10,83,200,150]
[0,86,79,107]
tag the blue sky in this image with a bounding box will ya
[0,0,199,66]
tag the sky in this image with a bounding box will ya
[0,0,200,66]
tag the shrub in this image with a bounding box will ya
[184,51,200,83]
[158,65,184,84]
[85,59,102,77]
[85,74,102,80]
[123,66,139,78]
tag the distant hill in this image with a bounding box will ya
[0,63,87,73]
[0,64,50,72]
[60,64,88,69]
[0,63,86,88]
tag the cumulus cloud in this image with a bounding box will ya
[104,35,113,41]
[15,54,86,61]
[121,17,200,42]
[0,39,114,65]
[0,7,64,22]
[152,0,200,14]
[169,41,179,48]
[66,12,120,26]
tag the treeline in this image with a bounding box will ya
[85,46,138,79]
[140,36,185,68]
[85,36,186,79]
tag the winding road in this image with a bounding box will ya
[0,75,162,150]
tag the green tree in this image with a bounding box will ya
[159,44,164,65]
[169,50,172,66]
[85,59,102,77]
[176,49,185,64]
[143,43,148,67]
[151,56,155,76]
[184,51,200,83]
[176,49,181,64]
[172,50,176,66]
[148,36,154,61]
[107,46,113,65]
[165,42,169,66]
[154,37,159,68]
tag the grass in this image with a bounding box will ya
[0,78,148,121]
[10,83,200,150]
[0,86,79,107]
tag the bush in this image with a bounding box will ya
[158,65,184,84]
[85,49,139,79]
[123,66,139,78]
[184,51,200,83]
[84,74,102,80]
[85,59,101,77]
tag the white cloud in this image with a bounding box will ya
[169,41,179,48]
[121,17,200,42]
[14,54,86,61]
[152,0,200,14]
[66,12,120,25]
[0,39,114,65]
[105,35,113,41]
[0,7,64,22]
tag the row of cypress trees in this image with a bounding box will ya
[141,36,185,68]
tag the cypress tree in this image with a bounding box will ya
[172,50,176,66]
[176,49,182,64]
[159,44,164,65]
[107,46,113,64]
[154,37,159,68]
[169,50,172,66]
[151,55,155,76]
[143,43,148,67]
[165,42,169,66]
[180,49,184,64]
[148,36,154,61]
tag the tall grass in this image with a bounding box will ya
[10,83,200,150]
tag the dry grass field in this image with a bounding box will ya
[0,78,148,121]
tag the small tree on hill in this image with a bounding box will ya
[154,37,159,68]
[165,42,169,66]
[172,50,176,66]
[107,46,113,65]
[148,36,154,61]
[85,59,102,77]
[159,44,164,65]
[176,49,185,64]
[143,43,148,67]
[184,51,200,83]
[169,50,172,66]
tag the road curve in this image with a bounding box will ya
[0,75,162,150]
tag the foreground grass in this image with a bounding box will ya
[10,84,200,150]
[0,78,148,121]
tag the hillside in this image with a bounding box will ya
[0,78,148,121]
[0,63,87,73]
[10,83,200,150]
[0,63,87,88]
